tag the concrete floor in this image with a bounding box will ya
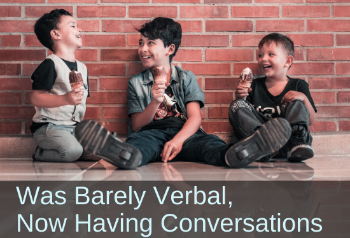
[0,155,349,181]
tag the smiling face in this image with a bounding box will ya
[258,42,293,80]
[53,15,82,50]
[138,35,174,69]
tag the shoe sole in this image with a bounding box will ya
[225,118,291,168]
[287,145,314,162]
[75,120,142,170]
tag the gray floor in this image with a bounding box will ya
[0,155,349,181]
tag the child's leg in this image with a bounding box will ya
[228,99,269,140]
[282,100,314,161]
[33,124,83,162]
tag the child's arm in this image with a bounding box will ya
[281,91,316,125]
[31,88,84,108]
[161,101,202,163]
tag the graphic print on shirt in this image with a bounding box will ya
[254,104,286,118]
[154,92,182,120]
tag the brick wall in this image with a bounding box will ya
[0,0,349,136]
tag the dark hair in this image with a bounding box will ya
[34,9,72,51]
[258,33,294,58]
[137,17,182,63]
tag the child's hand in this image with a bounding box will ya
[160,138,184,163]
[65,88,84,105]
[235,86,251,99]
[151,80,170,104]
[281,91,306,104]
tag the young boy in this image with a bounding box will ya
[75,18,292,169]
[229,33,317,162]
[31,9,93,162]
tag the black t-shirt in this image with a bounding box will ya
[139,86,186,132]
[30,58,90,133]
[246,76,317,118]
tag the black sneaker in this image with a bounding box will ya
[75,120,142,170]
[287,125,314,162]
[225,118,292,168]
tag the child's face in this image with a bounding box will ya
[55,15,82,50]
[258,42,291,79]
[138,35,173,68]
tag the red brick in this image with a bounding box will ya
[0,20,35,33]
[100,78,129,90]
[49,0,97,2]
[154,0,200,2]
[103,20,146,33]
[288,34,334,47]
[87,92,127,104]
[232,35,264,47]
[101,49,139,61]
[206,49,254,61]
[102,107,128,119]
[283,6,330,17]
[25,6,73,18]
[308,48,350,61]
[337,34,350,46]
[338,91,350,103]
[201,121,232,133]
[102,121,128,135]
[0,107,35,119]
[307,0,350,2]
[294,49,304,61]
[0,0,43,2]
[85,63,126,76]
[339,121,350,132]
[208,107,229,118]
[24,121,31,134]
[0,78,31,90]
[0,6,21,17]
[0,122,21,134]
[309,77,350,89]
[288,63,334,75]
[173,49,202,62]
[257,0,302,2]
[182,63,231,75]
[308,20,350,32]
[0,92,22,105]
[129,62,147,75]
[0,64,21,75]
[206,20,253,32]
[88,78,98,91]
[24,35,41,47]
[205,78,239,90]
[257,20,304,32]
[181,6,228,18]
[205,92,233,104]
[0,50,45,61]
[128,34,139,46]
[334,6,350,17]
[337,63,350,75]
[182,35,229,47]
[178,21,202,32]
[234,63,261,75]
[23,64,39,76]
[129,6,177,18]
[84,107,100,119]
[317,106,350,118]
[101,0,148,2]
[24,92,32,104]
[75,49,98,61]
[83,35,126,47]
[77,6,125,18]
[232,6,279,18]
[311,92,335,104]
[309,121,336,132]
[77,20,99,32]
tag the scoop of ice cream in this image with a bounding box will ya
[151,66,167,82]
[239,67,253,88]
[69,70,84,90]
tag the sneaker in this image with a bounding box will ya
[225,118,292,168]
[287,125,314,162]
[32,146,39,161]
[75,120,142,170]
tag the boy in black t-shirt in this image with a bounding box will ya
[30,9,95,162]
[229,33,317,162]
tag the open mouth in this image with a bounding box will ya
[76,35,81,39]
[142,56,152,59]
[262,65,272,69]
